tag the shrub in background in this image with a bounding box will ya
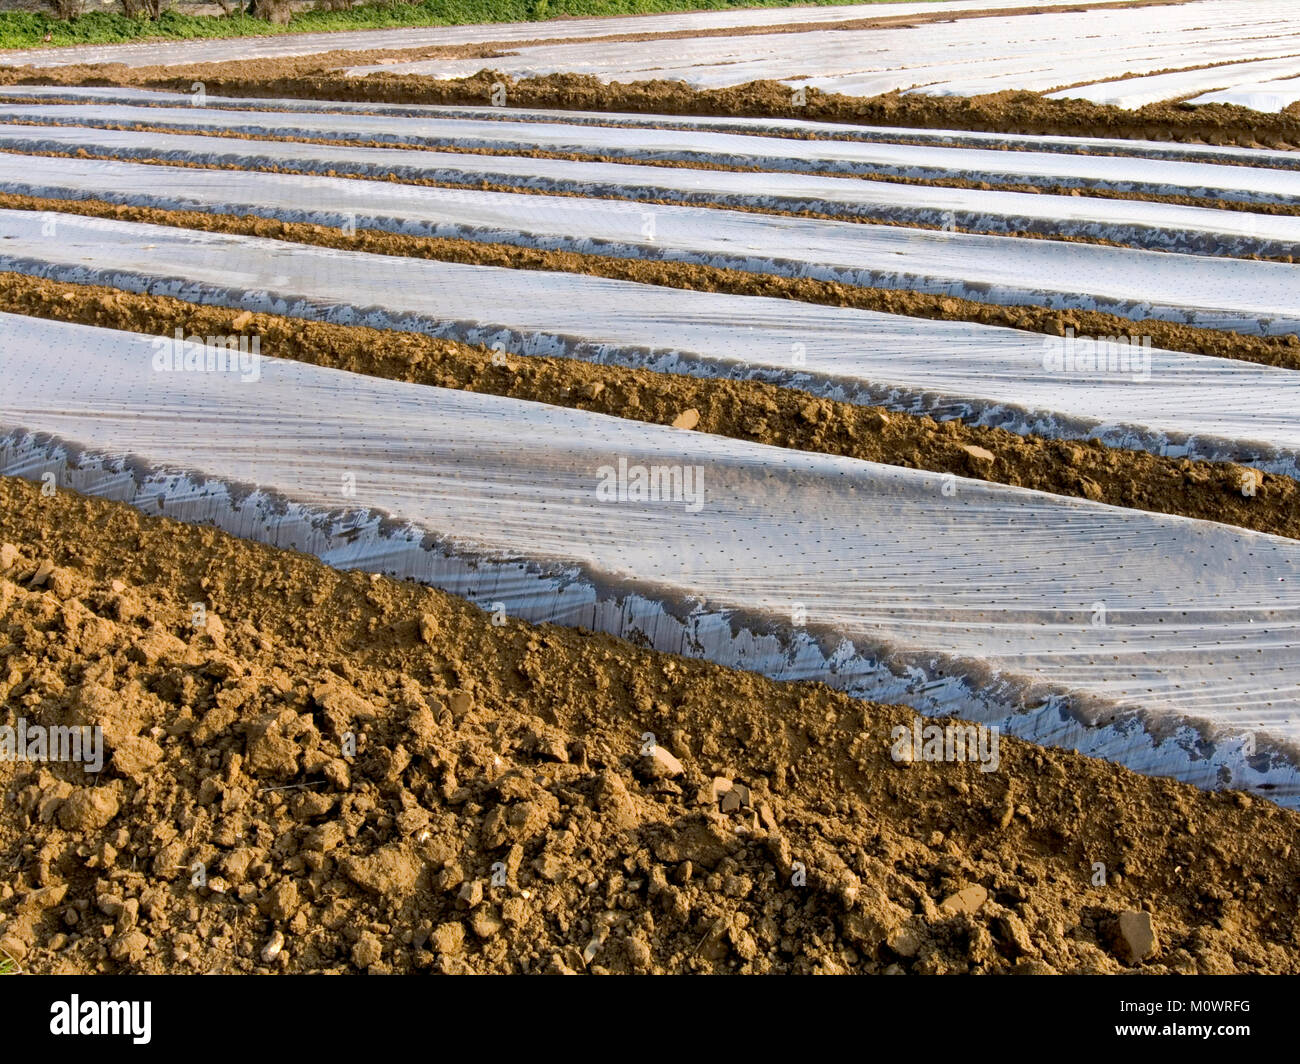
[43,0,83,19]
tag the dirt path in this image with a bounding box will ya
[4,62,1296,150]
[0,269,1294,540]
[1,473,1297,974]
[6,141,1299,267]
[4,192,1297,370]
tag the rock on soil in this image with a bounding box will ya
[1,474,1299,974]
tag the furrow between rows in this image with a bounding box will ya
[2,127,1297,259]
[3,208,1298,470]
[4,312,1298,803]
[5,103,1298,205]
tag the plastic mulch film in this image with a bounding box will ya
[3,146,1299,260]
[1,210,1297,477]
[5,102,1299,205]
[2,313,1299,801]
[4,87,1298,169]
[0,0,1140,70]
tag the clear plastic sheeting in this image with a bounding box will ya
[4,85,1298,169]
[1046,54,1300,109]
[0,0,1161,69]
[8,103,1298,207]
[0,2,977,66]
[334,0,1300,108]
[1,1,1294,110]
[2,210,1298,474]
[1189,75,1300,114]
[2,313,1298,800]
[4,141,1298,261]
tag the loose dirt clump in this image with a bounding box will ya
[0,269,1296,542]
[2,475,1300,974]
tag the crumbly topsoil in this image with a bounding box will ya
[1,269,1296,541]
[3,61,1296,151]
[1,474,1299,975]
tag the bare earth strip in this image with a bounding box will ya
[1,67,1294,153]
[1,471,1297,974]
[1,191,1296,369]
[0,268,1293,540]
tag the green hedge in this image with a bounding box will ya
[0,0,915,50]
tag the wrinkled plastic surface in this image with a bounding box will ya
[4,137,1298,261]
[335,0,1300,108]
[9,102,1298,207]
[6,85,1298,169]
[2,209,1297,475]
[1048,54,1300,109]
[0,0,1139,69]
[1190,75,1300,114]
[3,313,1300,799]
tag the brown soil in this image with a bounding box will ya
[1,270,1295,541]
[7,142,1299,264]
[2,473,1298,975]
[3,192,1297,368]
[4,61,1295,153]
[178,75,1300,152]
[8,79,1300,178]
[5,111,1298,222]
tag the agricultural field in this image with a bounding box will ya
[0,0,1298,997]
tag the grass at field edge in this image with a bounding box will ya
[0,0,928,50]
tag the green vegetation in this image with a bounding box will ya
[0,0,920,51]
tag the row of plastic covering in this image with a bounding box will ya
[1,210,1296,477]
[3,312,1298,800]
